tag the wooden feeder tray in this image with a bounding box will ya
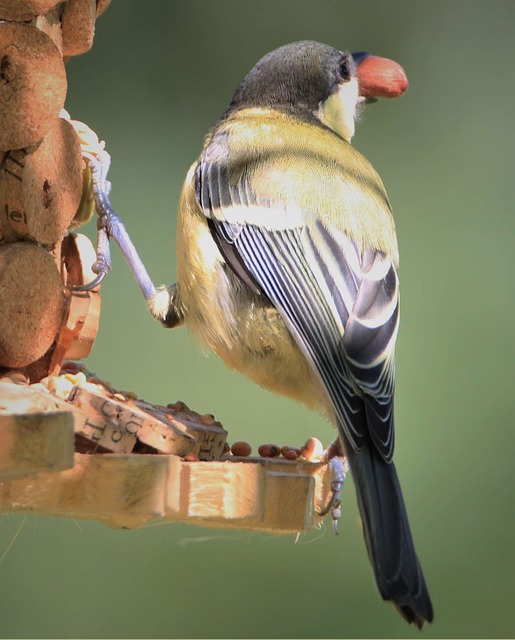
[0,372,333,533]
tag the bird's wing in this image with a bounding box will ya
[195,132,399,461]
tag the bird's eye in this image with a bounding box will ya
[339,58,351,80]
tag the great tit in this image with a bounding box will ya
[142,40,432,627]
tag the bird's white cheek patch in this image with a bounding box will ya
[316,77,359,142]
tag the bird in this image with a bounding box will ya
[137,40,433,627]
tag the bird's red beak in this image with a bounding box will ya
[352,53,409,99]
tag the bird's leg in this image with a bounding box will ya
[70,149,183,328]
[319,438,348,535]
[146,283,184,328]
[71,149,156,301]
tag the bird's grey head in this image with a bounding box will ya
[228,40,361,141]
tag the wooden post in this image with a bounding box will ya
[0,0,336,534]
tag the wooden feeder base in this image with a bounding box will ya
[0,374,334,534]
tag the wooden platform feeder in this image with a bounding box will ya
[0,0,334,535]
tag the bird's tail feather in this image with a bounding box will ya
[346,442,434,628]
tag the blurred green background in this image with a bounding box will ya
[1,1,513,638]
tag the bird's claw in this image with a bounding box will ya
[318,451,348,535]
[67,215,113,292]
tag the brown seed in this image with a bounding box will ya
[200,413,215,425]
[231,441,252,457]
[168,401,186,412]
[258,444,281,458]
[182,453,199,462]
[300,437,324,461]
[282,447,301,460]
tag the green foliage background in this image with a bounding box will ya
[1,1,513,638]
